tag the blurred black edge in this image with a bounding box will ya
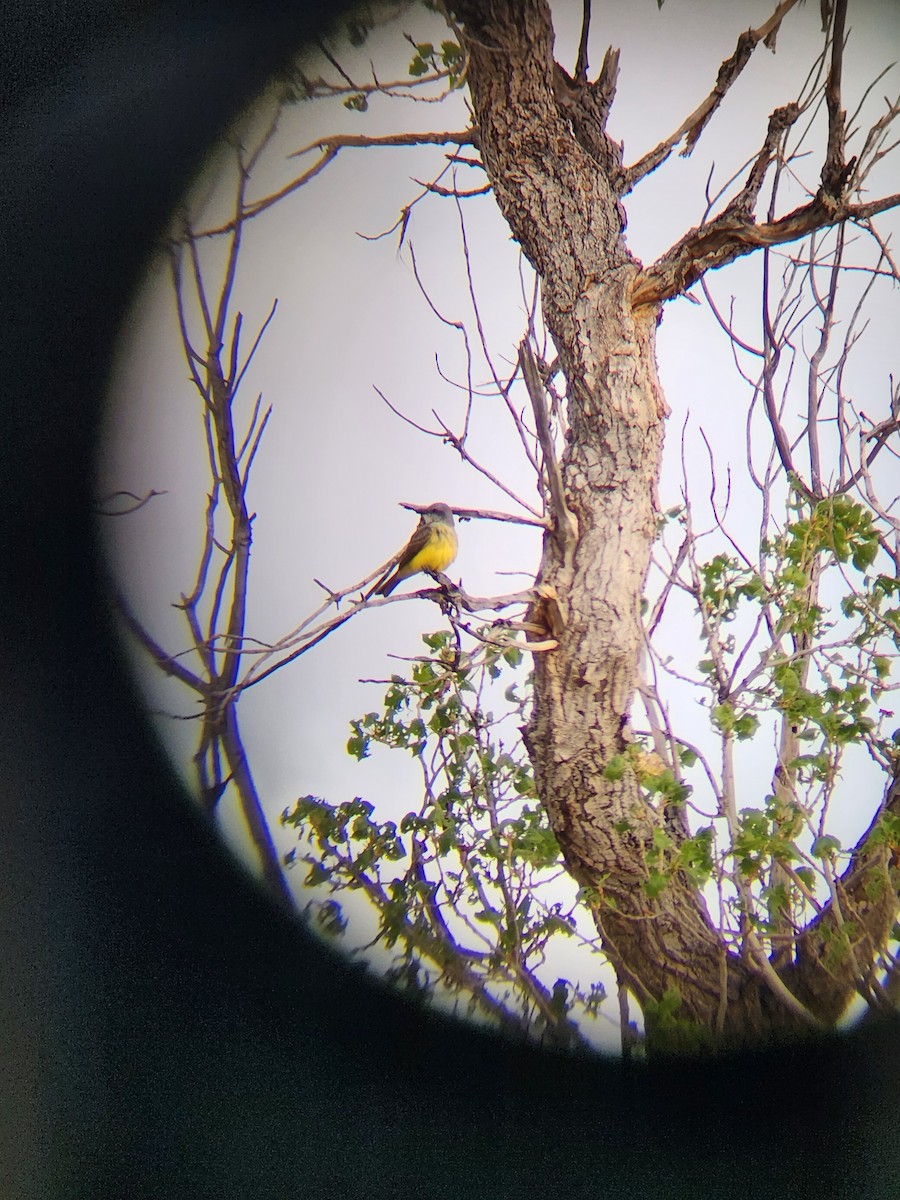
[1,1,898,1198]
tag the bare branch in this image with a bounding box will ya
[411,177,491,199]
[232,299,279,398]
[218,703,292,904]
[518,338,577,557]
[401,501,546,528]
[373,383,444,437]
[241,403,273,490]
[433,409,544,517]
[631,190,900,308]
[235,581,541,696]
[820,0,848,201]
[289,128,475,160]
[96,489,167,516]
[624,0,804,190]
[115,592,208,695]
[574,0,591,83]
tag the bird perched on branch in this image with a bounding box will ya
[368,503,458,597]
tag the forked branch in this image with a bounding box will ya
[623,0,804,190]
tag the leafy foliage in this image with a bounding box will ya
[282,629,610,1050]
[644,486,900,959]
[280,474,900,1048]
[407,40,466,88]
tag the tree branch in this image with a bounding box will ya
[114,591,208,696]
[631,191,900,308]
[518,338,577,559]
[623,0,804,190]
[783,770,900,1023]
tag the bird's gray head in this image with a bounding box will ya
[423,503,454,525]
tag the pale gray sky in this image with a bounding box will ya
[98,0,900,1050]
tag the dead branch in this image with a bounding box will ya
[96,489,167,516]
[289,128,475,160]
[726,103,802,219]
[115,591,208,696]
[820,0,848,201]
[235,580,542,696]
[412,177,491,198]
[232,300,278,399]
[434,411,543,517]
[407,503,546,529]
[190,130,475,241]
[373,384,443,437]
[623,0,804,190]
[633,1,900,308]
[452,187,508,410]
[518,338,576,558]
[632,187,900,309]
[574,0,591,83]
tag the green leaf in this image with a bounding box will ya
[347,727,369,760]
[408,44,434,77]
[437,829,456,855]
[774,663,801,693]
[852,540,878,571]
[734,713,760,740]
[314,900,347,937]
[782,565,808,588]
[305,861,331,886]
[440,40,463,67]
[603,755,626,781]
[652,827,674,852]
[811,834,842,858]
[678,827,714,886]
[643,869,668,899]
[422,630,450,651]
[474,906,502,925]
[712,702,734,734]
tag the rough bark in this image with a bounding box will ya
[451,0,754,1044]
[451,0,898,1047]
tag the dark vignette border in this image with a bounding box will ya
[2,2,899,1197]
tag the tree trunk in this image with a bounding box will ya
[452,0,819,1047]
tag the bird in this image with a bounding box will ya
[368,503,458,597]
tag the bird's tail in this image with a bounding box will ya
[365,569,399,599]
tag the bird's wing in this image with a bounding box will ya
[393,518,430,572]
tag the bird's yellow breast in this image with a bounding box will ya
[404,522,458,576]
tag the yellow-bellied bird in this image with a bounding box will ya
[369,503,458,597]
